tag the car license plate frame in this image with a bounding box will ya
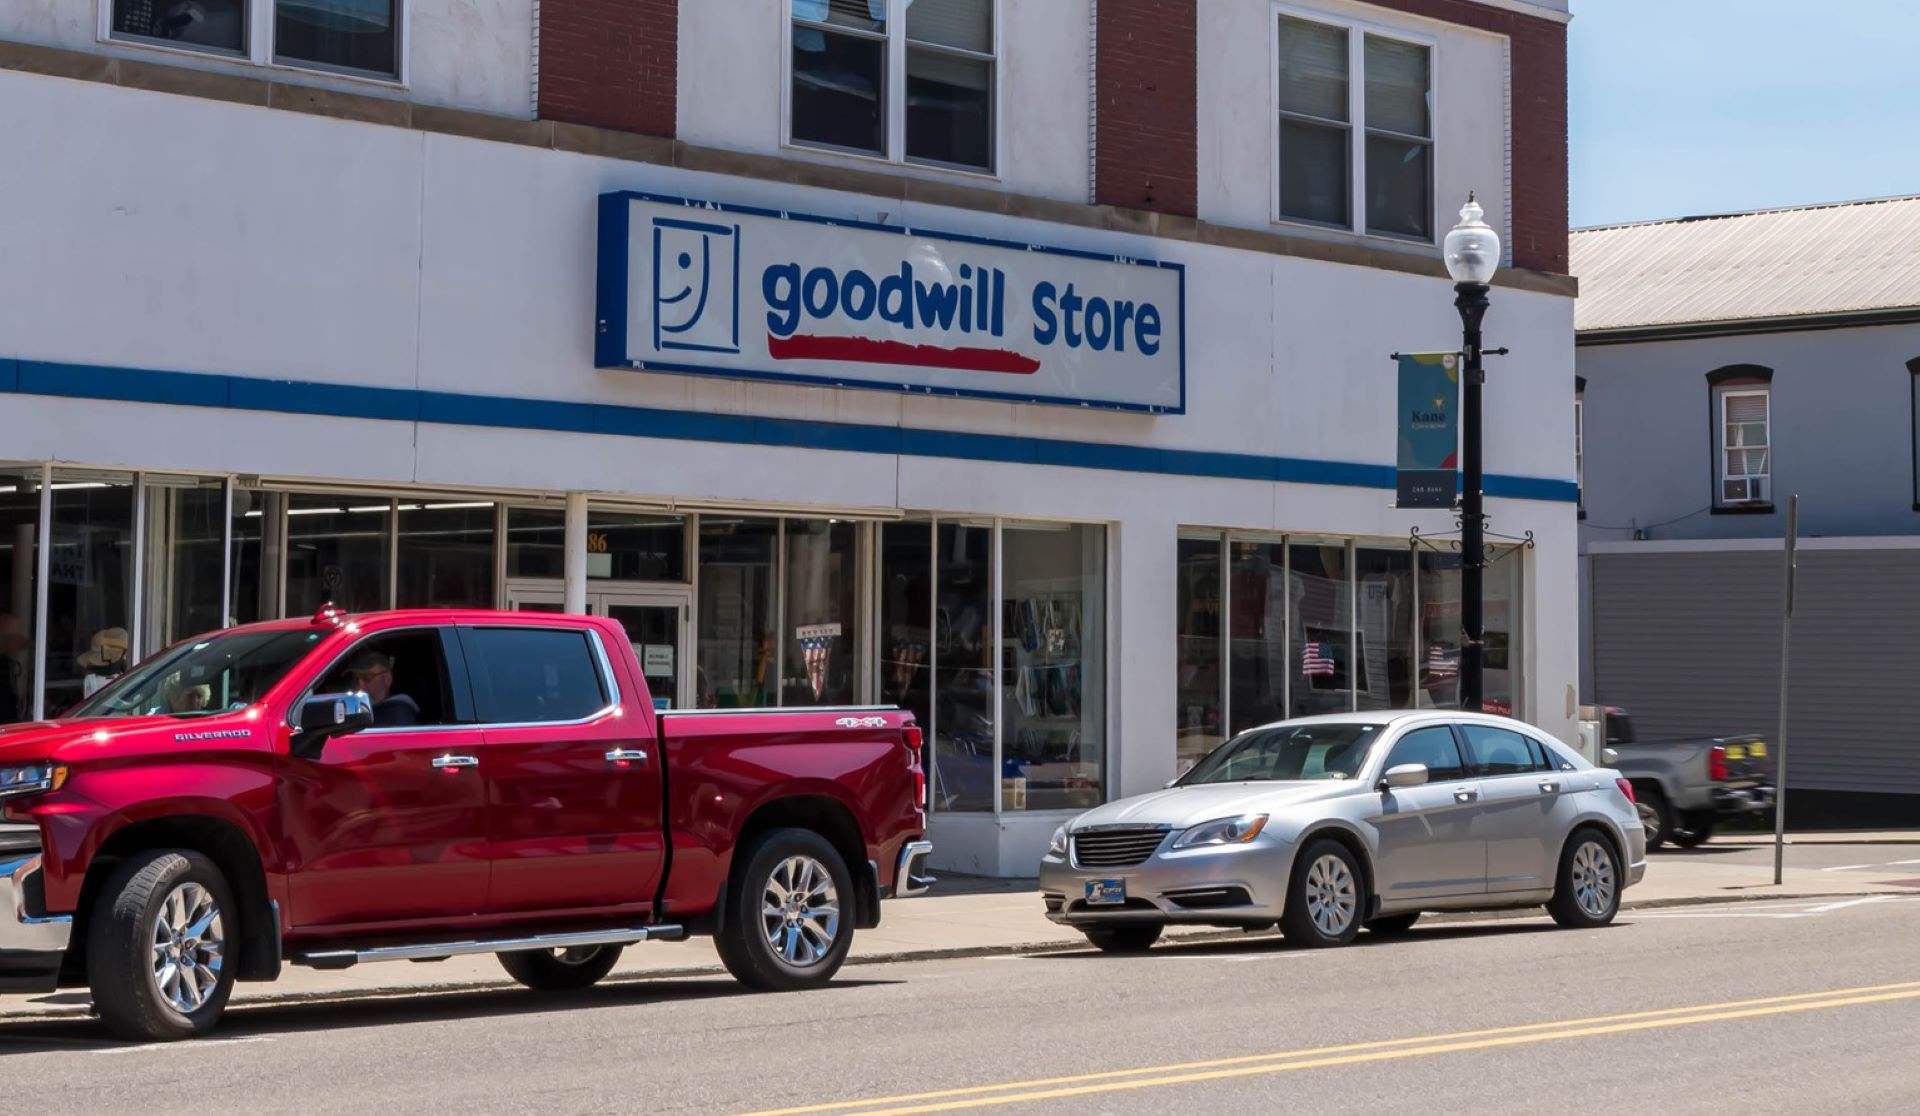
[1085,879,1127,906]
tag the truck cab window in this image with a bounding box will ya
[460,627,610,724]
[319,629,460,728]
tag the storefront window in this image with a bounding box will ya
[0,470,41,724]
[1175,535,1224,775]
[230,488,275,628]
[1417,546,1521,715]
[1355,545,1416,712]
[1000,523,1105,811]
[397,503,496,608]
[285,494,390,615]
[697,517,777,708]
[933,521,994,811]
[1228,539,1288,735]
[45,473,136,718]
[505,507,565,580]
[589,512,685,582]
[879,521,932,731]
[782,519,857,706]
[1289,540,1354,717]
[144,478,227,651]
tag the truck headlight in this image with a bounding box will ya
[1046,825,1069,859]
[0,763,67,801]
[1172,814,1269,849]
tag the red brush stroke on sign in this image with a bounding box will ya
[768,333,1041,375]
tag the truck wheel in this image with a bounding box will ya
[1547,829,1621,929]
[1082,925,1162,953]
[87,850,239,1042]
[715,828,854,991]
[1635,786,1672,850]
[1670,812,1716,849]
[498,945,625,991]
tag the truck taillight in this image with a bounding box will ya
[1708,745,1728,782]
[1615,778,1635,805]
[905,726,926,809]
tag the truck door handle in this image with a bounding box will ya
[1454,788,1479,803]
[605,748,649,765]
[431,755,479,770]
[1539,781,1561,794]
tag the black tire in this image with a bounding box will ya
[1082,925,1163,953]
[1280,839,1364,948]
[87,849,239,1042]
[1547,828,1622,929]
[1670,812,1717,849]
[1365,913,1421,937]
[1636,786,1672,850]
[498,945,625,991]
[714,827,855,991]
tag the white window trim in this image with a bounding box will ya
[98,0,411,87]
[1717,387,1772,506]
[1269,1,1438,244]
[781,0,1004,181]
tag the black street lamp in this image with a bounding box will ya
[1442,195,1501,712]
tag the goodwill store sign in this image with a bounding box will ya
[595,191,1186,413]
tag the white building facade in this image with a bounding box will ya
[0,0,1578,874]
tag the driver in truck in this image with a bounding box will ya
[344,650,419,726]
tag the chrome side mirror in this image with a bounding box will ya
[1378,763,1430,791]
[294,691,375,751]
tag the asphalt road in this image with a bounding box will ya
[4,892,1919,1114]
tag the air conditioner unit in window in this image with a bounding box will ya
[1722,478,1766,504]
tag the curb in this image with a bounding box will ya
[3,889,1906,1025]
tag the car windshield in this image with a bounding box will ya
[1179,723,1382,785]
[66,628,328,719]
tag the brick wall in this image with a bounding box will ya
[537,0,677,137]
[1094,0,1199,219]
[1363,0,1569,275]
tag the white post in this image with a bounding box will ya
[1773,495,1797,887]
[563,493,589,615]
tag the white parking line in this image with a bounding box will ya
[1889,858,1920,867]
[91,1036,275,1056]
[1819,863,1876,872]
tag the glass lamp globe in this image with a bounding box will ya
[1443,194,1502,285]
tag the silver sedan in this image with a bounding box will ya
[1039,712,1647,952]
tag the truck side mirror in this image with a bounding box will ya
[293,692,375,752]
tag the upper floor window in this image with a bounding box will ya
[789,0,996,174]
[108,0,401,81]
[1717,388,1771,506]
[1275,11,1433,240]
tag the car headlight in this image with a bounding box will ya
[1171,814,1269,849]
[1046,824,1069,858]
[0,763,67,801]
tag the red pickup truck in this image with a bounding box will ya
[0,607,931,1041]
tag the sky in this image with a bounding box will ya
[1568,0,1920,228]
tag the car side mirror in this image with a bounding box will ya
[1601,747,1620,767]
[1378,763,1430,791]
[293,692,374,752]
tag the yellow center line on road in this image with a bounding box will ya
[740,978,1920,1116]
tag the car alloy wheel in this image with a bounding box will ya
[760,854,842,968]
[149,882,225,1015]
[1304,853,1358,938]
[1570,839,1617,920]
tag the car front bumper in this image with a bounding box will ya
[1037,842,1291,927]
[0,853,71,994]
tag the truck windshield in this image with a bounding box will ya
[66,629,328,719]
[1179,723,1381,785]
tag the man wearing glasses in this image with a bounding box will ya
[344,650,421,727]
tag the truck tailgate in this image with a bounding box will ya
[1716,734,1775,789]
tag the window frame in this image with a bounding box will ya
[288,625,473,736]
[783,0,1003,179]
[1716,387,1772,508]
[100,0,410,86]
[1452,722,1548,778]
[1270,3,1437,243]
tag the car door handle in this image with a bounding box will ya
[1539,781,1562,794]
[605,748,649,765]
[1454,788,1480,803]
[431,754,479,770]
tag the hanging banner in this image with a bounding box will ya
[1396,351,1460,509]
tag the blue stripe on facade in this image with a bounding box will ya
[0,359,1579,503]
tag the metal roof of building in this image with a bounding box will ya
[1570,194,1920,335]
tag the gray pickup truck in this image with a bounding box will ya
[1595,707,1777,849]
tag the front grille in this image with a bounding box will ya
[1072,828,1168,868]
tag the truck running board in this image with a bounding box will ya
[291,924,688,970]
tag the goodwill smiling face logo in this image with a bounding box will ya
[644,213,1169,381]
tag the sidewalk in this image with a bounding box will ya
[4,836,1913,1022]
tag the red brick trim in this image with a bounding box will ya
[537,0,677,138]
[1094,0,1198,218]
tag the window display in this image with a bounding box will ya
[1355,545,1416,712]
[1000,522,1105,811]
[932,521,994,811]
[782,519,857,706]
[1228,540,1288,735]
[1175,535,1224,775]
[44,473,136,718]
[1289,540,1353,717]
[697,517,777,708]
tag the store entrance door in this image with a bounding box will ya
[504,582,692,711]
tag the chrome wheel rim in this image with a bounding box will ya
[1572,840,1617,918]
[150,882,224,1015]
[1303,854,1358,938]
[761,855,841,967]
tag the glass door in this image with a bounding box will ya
[599,589,691,711]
